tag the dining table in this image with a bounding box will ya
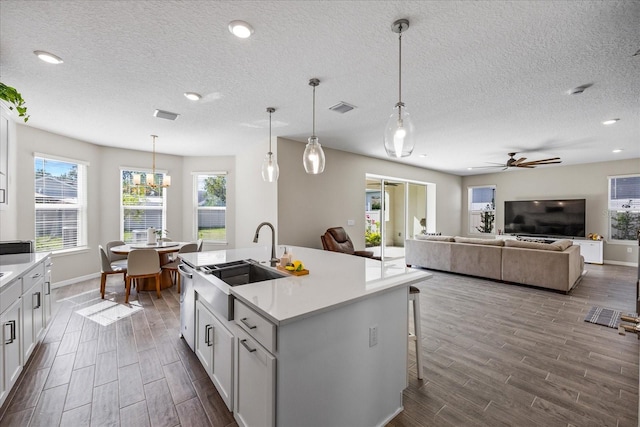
[109,241,186,291]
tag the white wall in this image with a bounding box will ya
[276,137,462,250]
[235,140,278,248]
[462,158,640,265]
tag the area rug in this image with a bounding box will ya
[584,306,623,328]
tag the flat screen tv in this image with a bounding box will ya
[504,199,586,238]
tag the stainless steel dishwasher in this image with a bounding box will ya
[178,261,196,351]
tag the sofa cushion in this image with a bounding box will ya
[552,239,573,251]
[454,237,505,246]
[415,235,455,242]
[505,239,571,251]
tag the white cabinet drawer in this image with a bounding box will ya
[0,279,22,314]
[234,299,276,353]
[22,263,45,293]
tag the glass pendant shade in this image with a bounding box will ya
[303,135,325,174]
[261,107,279,182]
[261,152,279,182]
[384,103,415,158]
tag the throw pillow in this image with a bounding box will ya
[551,239,573,251]
[505,240,562,251]
[454,237,505,246]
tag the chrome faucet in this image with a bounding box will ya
[253,222,278,267]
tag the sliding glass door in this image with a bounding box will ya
[366,175,432,260]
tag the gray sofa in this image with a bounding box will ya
[405,235,584,292]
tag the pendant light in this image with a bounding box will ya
[303,78,326,174]
[384,19,415,158]
[261,107,279,182]
[133,135,171,189]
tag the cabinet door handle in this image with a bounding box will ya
[45,281,51,295]
[240,317,257,330]
[240,339,256,353]
[205,325,213,346]
[4,320,16,344]
[33,291,41,309]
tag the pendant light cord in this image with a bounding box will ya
[268,110,272,152]
[398,30,402,106]
[312,84,316,137]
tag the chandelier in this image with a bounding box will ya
[133,135,171,188]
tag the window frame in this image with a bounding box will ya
[607,174,640,244]
[193,172,227,244]
[120,167,168,243]
[468,185,496,235]
[34,153,88,253]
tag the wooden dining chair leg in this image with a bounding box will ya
[100,273,107,299]
[125,276,132,304]
[155,273,161,299]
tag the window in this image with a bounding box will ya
[608,175,640,242]
[469,185,496,234]
[194,173,227,243]
[35,154,88,252]
[121,169,167,243]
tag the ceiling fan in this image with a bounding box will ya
[477,152,562,170]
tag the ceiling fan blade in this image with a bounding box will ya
[515,164,536,168]
[514,157,527,164]
[517,158,561,166]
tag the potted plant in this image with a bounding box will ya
[0,82,29,122]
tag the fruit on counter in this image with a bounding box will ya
[285,260,305,271]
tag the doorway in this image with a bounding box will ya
[366,175,434,260]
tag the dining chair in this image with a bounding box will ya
[162,242,198,292]
[125,249,161,303]
[99,245,127,299]
[106,240,127,263]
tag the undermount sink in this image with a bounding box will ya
[204,259,287,287]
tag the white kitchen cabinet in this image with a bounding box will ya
[43,258,53,327]
[572,240,603,264]
[234,326,276,427]
[0,252,51,408]
[1,298,22,407]
[195,298,234,411]
[21,262,45,361]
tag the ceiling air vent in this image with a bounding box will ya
[328,101,357,114]
[153,109,180,120]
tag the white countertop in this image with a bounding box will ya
[0,252,51,290]
[180,246,431,326]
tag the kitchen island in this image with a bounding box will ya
[179,246,431,427]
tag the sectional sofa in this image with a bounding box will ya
[405,235,585,293]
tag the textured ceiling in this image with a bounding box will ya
[1,1,638,176]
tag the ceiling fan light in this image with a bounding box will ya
[184,92,201,101]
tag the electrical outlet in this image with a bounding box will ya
[628,247,633,253]
[347,219,355,226]
[369,325,378,347]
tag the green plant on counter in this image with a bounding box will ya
[0,82,29,122]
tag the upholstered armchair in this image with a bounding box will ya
[321,227,377,259]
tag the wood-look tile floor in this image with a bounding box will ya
[0,263,637,426]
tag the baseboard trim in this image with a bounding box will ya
[51,272,100,289]
[604,260,638,268]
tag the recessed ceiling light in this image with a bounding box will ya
[228,20,254,38]
[184,92,201,101]
[153,109,179,121]
[419,154,428,158]
[612,149,623,153]
[602,118,620,125]
[33,50,63,64]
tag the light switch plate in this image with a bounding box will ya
[347,219,355,226]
